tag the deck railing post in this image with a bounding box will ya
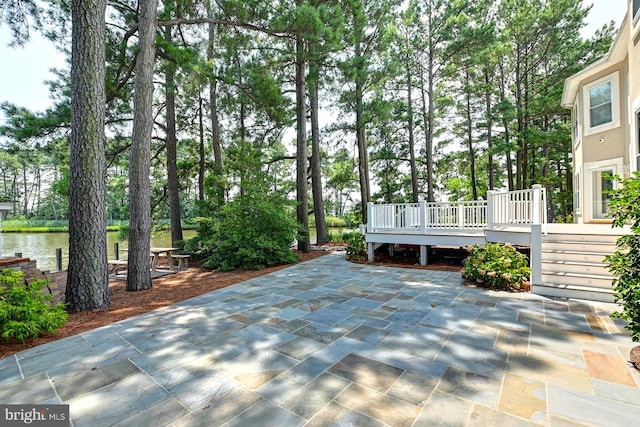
[367,202,373,232]
[458,200,464,228]
[532,184,542,225]
[486,190,494,230]
[420,199,426,232]
[530,223,542,286]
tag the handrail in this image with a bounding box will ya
[367,185,547,233]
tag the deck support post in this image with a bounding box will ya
[420,245,428,265]
[530,224,542,286]
[532,184,542,224]
[368,242,374,262]
[486,190,494,230]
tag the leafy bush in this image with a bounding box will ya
[605,172,640,341]
[186,194,300,271]
[462,242,530,291]
[0,270,68,343]
[346,233,367,262]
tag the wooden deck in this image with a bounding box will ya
[363,187,630,302]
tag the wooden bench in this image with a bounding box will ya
[108,260,128,274]
[172,254,190,271]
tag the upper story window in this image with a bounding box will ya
[635,0,640,21]
[589,81,612,126]
[583,71,620,135]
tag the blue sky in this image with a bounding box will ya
[0,0,628,126]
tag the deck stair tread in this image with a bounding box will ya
[541,270,612,279]
[542,249,610,255]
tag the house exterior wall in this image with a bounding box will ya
[629,1,640,172]
[564,1,640,224]
[571,61,629,224]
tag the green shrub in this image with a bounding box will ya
[346,233,367,262]
[462,242,530,291]
[605,172,640,341]
[342,211,363,228]
[0,270,68,343]
[186,194,300,271]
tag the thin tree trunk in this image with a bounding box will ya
[164,25,183,246]
[296,34,311,252]
[66,0,109,312]
[355,40,371,222]
[127,0,157,291]
[465,67,478,201]
[206,0,223,206]
[484,66,494,190]
[309,61,329,244]
[198,96,205,201]
[499,60,514,191]
[420,70,435,202]
[407,62,419,202]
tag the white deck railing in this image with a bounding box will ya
[367,185,546,232]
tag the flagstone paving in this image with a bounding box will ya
[1,252,639,426]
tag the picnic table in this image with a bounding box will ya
[150,247,180,272]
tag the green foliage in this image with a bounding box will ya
[605,172,640,341]
[325,216,348,227]
[186,194,300,271]
[463,242,530,291]
[328,229,359,243]
[0,219,125,232]
[345,233,367,262]
[0,270,68,343]
[342,210,363,228]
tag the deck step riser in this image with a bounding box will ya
[542,233,620,244]
[542,242,617,253]
[541,273,613,289]
[542,251,609,264]
[541,262,609,276]
[531,284,615,303]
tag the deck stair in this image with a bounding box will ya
[533,227,623,303]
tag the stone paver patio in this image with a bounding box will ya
[1,252,639,426]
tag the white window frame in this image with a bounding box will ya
[574,167,581,214]
[584,158,623,222]
[582,71,620,136]
[633,97,640,173]
[573,99,580,147]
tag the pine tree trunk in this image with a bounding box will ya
[355,39,371,223]
[66,0,109,312]
[296,34,311,252]
[309,61,329,245]
[164,26,183,246]
[407,63,419,203]
[127,0,157,291]
[206,0,224,206]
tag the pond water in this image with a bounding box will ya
[0,227,343,272]
[0,230,197,272]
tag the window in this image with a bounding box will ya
[589,82,612,127]
[635,0,640,21]
[592,168,614,219]
[583,72,620,135]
